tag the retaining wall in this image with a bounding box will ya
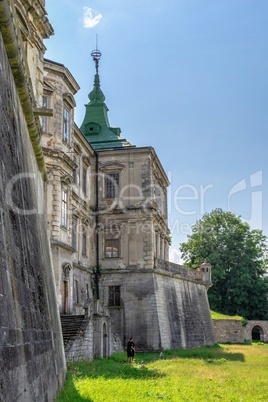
[101,267,215,351]
[0,30,66,402]
[213,320,268,343]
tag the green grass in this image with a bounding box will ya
[210,310,243,320]
[57,344,268,401]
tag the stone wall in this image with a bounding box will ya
[0,29,65,402]
[213,320,268,343]
[213,320,244,344]
[101,266,215,352]
[154,270,215,349]
[65,319,94,362]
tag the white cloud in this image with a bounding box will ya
[169,248,183,265]
[83,7,102,28]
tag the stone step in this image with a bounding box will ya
[60,315,85,345]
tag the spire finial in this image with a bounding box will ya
[91,34,101,74]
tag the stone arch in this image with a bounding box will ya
[251,325,264,341]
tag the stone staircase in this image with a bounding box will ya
[60,315,85,346]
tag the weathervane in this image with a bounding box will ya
[91,34,102,74]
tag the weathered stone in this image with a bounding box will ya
[0,16,65,402]
[213,319,268,343]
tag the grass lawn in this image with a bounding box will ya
[210,310,243,321]
[57,343,268,401]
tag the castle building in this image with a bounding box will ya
[0,0,214,399]
[41,48,215,360]
[0,0,215,368]
[1,5,265,401]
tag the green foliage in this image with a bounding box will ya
[166,235,172,245]
[57,345,268,401]
[180,208,268,320]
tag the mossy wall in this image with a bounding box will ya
[0,33,66,401]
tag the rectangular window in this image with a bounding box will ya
[72,156,77,184]
[105,238,119,258]
[63,107,70,142]
[82,166,87,194]
[82,226,87,256]
[42,96,47,133]
[108,286,120,306]
[72,219,77,249]
[105,173,119,198]
[61,190,67,227]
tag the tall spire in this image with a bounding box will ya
[80,46,135,150]
[88,46,105,104]
[92,34,101,73]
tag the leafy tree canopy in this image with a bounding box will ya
[180,208,268,320]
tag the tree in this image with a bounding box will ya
[180,209,268,320]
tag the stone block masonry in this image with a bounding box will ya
[101,263,215,352]
[213,320,268,344]
[154,271,215,349]
[0,24,65,402]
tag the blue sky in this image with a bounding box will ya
[44,0,268,263]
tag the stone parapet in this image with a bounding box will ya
[154,258,212,286]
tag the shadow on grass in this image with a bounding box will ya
[57,360,164,401]
[57,372,93,402]
[67,357,164,381]
[57,345,246,401]
[152,344,245,363]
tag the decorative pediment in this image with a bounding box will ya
[43,79,54,95]
[72,206,80,218]
[99,162,125,172]
[82,155,91,167]
[63,92,76,108]
[61,174,73,185]
[104,223,121,238]
[62,263,72,280]
[73,142,82,155]
[82,217,90,226]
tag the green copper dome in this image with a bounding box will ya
[80,49,135,150]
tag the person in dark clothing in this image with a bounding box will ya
[127,337,135,363]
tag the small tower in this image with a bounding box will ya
[80,48,134,150]
[197,262,212,288]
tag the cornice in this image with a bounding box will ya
[50,239,75,253]
[43,147,77,170]
[44,59,80,94]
